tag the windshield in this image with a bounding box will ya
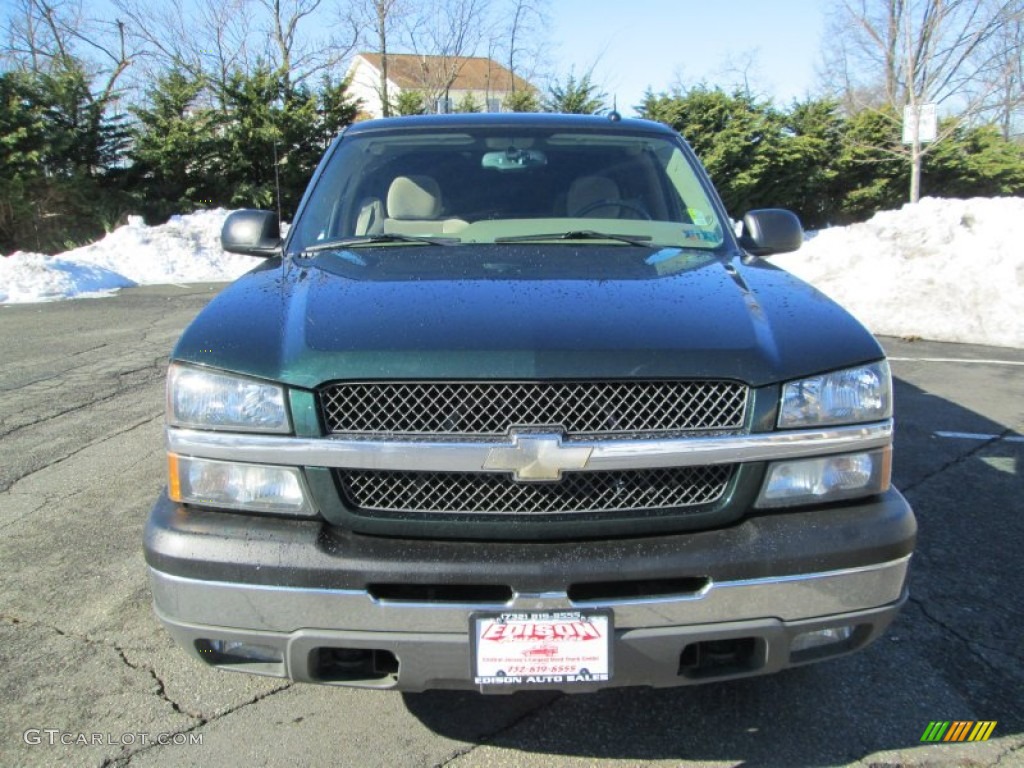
[288,126,726,253]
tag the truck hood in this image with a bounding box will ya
[174,245,884,390]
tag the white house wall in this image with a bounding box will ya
[347,58,386,119]
[346,56,516,119]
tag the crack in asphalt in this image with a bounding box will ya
[0,613,194,718]
[907,596,1013,676]
[994,742,1024,766]
[101,684,293,767]
[899,428,1014,495]
[0,612,143,676]
[0,412,163,496]
[433,694,564,768]
[1,612,293,766]
[0,357,166,440]
[0,496,48,531]
[117,360,170,380]
[0,341,117,391]
[113,645,203,721]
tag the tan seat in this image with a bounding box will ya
[388,175,442,219]
[354,197,384,235]
[567,175,622,217]
[383,175,468,235]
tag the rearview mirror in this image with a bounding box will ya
[482,148,547,171]
[221,210,282,257]
[738,209,803,256]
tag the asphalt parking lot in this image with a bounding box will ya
[1,283,1022,768]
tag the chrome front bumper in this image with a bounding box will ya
[146,478,915,691]
[151,556,910,634]
[150,556,910,691]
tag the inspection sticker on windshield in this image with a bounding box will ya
[472,611,612,687]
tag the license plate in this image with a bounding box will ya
[472,611,612,687]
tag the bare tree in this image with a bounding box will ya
[352,0,403,116]
[110,0,253,106]
[3,0,140,102]
[351,0,547,116]
[823,0,1024,202]
[112,0,357,105]
[499,0,548,91]
[3,0,63,72]
[716,49,766,100]
[969,0,1024,139]
[399,0,490,109]
[258,0,358,94]
[4,0,80,73]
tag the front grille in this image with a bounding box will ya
[320,380,748,436]
[338,466,733,516]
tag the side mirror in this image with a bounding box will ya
[738,209,803,256]
[221,209,282,257]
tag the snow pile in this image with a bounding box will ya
[771,197,1024,349]
[0,209,261,303]
[0,252,136,303]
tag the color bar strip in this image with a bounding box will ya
[921,722,950,742]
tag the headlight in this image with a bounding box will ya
[167,363,290,433]
[755,447,891,508]
[168,454,313,516]
[778,361,892,429]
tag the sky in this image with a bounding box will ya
[545,0,829,112]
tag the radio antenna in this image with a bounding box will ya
[272,137,283,229]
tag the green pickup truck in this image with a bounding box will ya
[145,113,915,692]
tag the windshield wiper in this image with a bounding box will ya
[301,233,458,253]
[494,230,653,247]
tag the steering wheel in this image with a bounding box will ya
[571,199,652,220]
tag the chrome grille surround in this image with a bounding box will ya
[320,380,748,436]
[337,465,734,516]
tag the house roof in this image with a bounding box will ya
[356,53,533,93]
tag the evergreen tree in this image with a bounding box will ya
[393,90,426,116]
[0,62,130,253]
[35,63,129,179]
[0,72,47,252]
[925,123,1024,199]
[834,108,908,223]
[128,69,359,222]
[211,65,358,218]
[503,88,539,112]
[543,72,606,114]
[769,99,845,227]
[130,70,218,221]
[277,80,328,212]
[455,92,482,113]
[214,65,288,211]
[0,72,47,179]
[318,76,361,145]
[637,87,781,216]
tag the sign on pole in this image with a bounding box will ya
[903,103,937,144]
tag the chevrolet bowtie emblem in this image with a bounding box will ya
[483,433,593,482]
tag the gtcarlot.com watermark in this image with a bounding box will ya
[24,729,202,747]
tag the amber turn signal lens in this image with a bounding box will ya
[167,453,182,502]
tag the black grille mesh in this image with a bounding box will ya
[321,380,747,436]
[338,466,733,515]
